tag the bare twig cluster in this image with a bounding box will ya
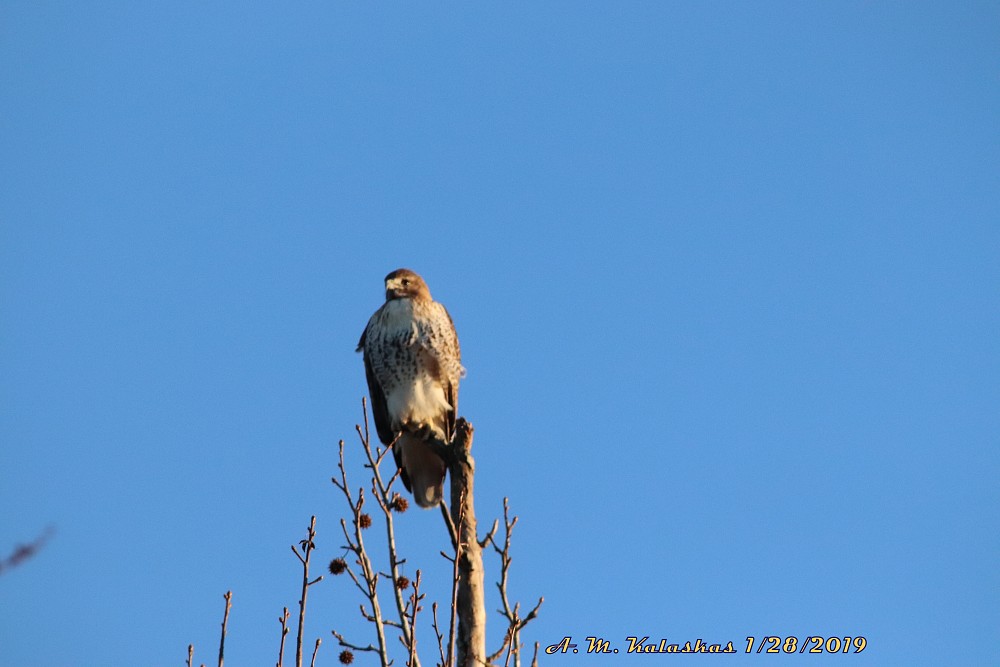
[189,519,326,667]
[187,398,542,666]
[329,398,425,666]
[329,399,542,666]
[485,499,544,667]
[187,591,231,667]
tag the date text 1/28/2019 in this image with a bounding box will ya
[747,636,867,654]
[545,635,867,655]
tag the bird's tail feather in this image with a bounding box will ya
[396,432,446,508]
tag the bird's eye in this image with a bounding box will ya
[402,279,410,286]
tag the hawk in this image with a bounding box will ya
[357,269,465,508]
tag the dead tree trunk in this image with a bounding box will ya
[429,418,486,666]
[447,420,486,666]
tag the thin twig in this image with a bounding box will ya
[504,618,517,667]
[309,638,321,667]
[277,607,290,667]
[446,488,466,667]
[218,590,232,667]
[187,644,194,667]
[331,629,381,653]
[440,501,458,551]
[405,570,424,666]
[431,602,447,667]
[479,519,499,549]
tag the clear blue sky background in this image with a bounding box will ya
[2,2,997,665]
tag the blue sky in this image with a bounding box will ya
[1,2,998,665]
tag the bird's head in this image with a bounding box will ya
[384,268,431,301]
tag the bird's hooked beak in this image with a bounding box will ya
[385,279,406,300]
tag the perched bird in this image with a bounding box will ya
[357,269,465,507]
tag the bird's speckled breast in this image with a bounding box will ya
[364,299,457,437]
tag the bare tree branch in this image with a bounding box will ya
[327,399,541,667]
[184,392,548,667]
[356,401,422,667]
[330,423,392,667]
[291,516,323,667]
